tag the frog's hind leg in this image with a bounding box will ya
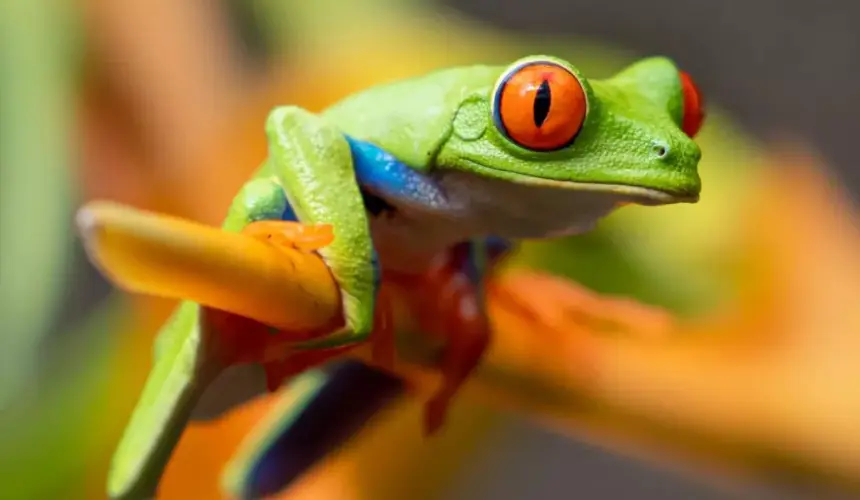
[395,238,511,435]
[423,265,491,435]
[222,361,405,500]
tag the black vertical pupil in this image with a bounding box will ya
[533,79,551,128]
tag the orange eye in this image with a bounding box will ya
[493,62,587,152]
[679,71,705,138]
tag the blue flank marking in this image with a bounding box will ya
[344,135,448,210]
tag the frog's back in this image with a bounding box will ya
[321,64,501,169]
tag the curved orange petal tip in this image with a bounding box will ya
[489,271,675,340]
[75,201,340,331]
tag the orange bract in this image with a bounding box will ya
[679,71,705,138]
[495,63,586,151]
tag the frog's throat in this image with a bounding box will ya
[456,159,699,206]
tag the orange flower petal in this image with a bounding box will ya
[76,200,339,331]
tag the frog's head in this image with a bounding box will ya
[436,55,704,205]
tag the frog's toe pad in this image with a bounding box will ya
[242,220,334,252]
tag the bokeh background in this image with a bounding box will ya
[2,0,859,499]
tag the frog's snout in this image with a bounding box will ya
[650,134,701,165]
[646,132,702,201]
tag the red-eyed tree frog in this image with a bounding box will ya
[107,54,705,499]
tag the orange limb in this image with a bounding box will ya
[387,246,492,436]
[241,220,334,252]
[422,271,490,435]
[260,286,397,391]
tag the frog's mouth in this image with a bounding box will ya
[457,160,700,206]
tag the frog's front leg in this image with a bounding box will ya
[257,106,390,362]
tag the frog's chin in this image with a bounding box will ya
[456,160,698,206]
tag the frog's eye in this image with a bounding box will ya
[493,62,587,152]
[679,71,705,138]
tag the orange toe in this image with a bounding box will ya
[242,220,334,252]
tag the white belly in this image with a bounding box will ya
[367,170,625,273]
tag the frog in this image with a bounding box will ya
[107,54,705,500]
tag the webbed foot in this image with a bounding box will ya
[242,220,334,252]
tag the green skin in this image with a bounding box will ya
[107,55,702,499]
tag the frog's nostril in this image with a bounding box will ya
[652,142,669,159]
